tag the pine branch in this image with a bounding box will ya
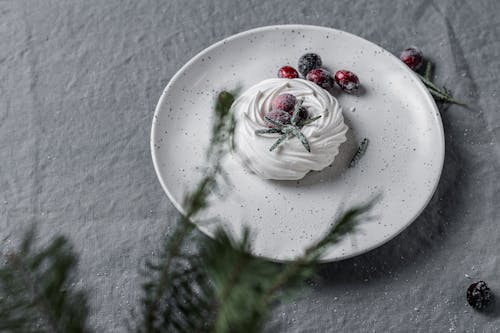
[260,201,375,306]
[200,228,282,333]
[0,86,374,333]
[136,89,374,333]
[137,91,236,333]
[0,228,91,333]
[141,221,196,333]
[199,201,374,333]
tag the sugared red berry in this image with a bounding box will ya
[265,109,291,128]
[306,68,334,90]
[298,53,322,77]
[334,70,360,93]
[467,281,492,310]
[271,93,296,112]
[400,47,423,70]
[278,66,299,79]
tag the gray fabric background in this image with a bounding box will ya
[2,0,500,331]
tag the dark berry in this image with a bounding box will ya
[334,70,360,93]
[306,68,334,90]
[271,93,296,112]
[467,281,492,310]
[286,105,309,119]
[298,53,322,77]
[278,66,299,79]
[400,47,423,70]
[265,109,291,128]
[298,107,309,121]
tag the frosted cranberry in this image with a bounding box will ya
[467,281,492,310]
[334,70,360,93]
[400,47,423,70]
[278,66,299,79]
[271,93,296,112]
[306,68,334,90]
[265,109,291,128]
[298,53,322,77]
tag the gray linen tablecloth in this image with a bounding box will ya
[2,0,500,331]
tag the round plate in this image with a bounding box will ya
[151,25,444,262]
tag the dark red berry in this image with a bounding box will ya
[298,53,322,77]
[278,66,299,79]
[265,109,291,128]
[286,106,309,119]
[306,68,334,90]
[298,107,309,121]
[271,93,296,113]
[400,47,423,70]
[334,70,360,93]
[467,281,492,310]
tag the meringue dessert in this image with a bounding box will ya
[231,78,348,180]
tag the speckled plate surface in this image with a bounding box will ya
[151,25,444,262]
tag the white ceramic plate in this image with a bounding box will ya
[151,25,444,262]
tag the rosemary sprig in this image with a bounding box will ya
[424,61,432,79]
[417,61,467,106]
[269,133,288,152]
[263,116,286,128]
[298,115,321,126]
[349,138,369,168]
[292,128,311,152]
[256,98,322,152]
[254,128,281,135]
[290,98,302,124]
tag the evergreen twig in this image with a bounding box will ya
[0,90,372,333]
[0,228,91,333]
[137,90,372,333]
[137,91,236,333]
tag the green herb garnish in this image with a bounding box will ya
[417,61,467,106]
[255,98,321,152]
[349,138,369,168]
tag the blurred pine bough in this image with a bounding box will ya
[0,91,372,333]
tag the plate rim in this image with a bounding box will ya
[151,24,445,262]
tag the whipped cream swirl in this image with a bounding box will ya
[232,78,348,180]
